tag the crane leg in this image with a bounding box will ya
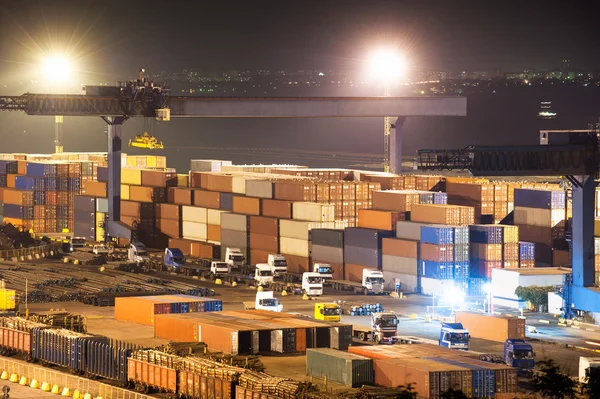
[571,175,596,288]
[389,117,406,174]
[101,116,131,240]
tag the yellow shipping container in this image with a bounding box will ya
[0,288,16,311]
[96,226,105,242]
[121,184,130,200]
[121,169,142,185]
[96,212,105,228]
[177,174,189,187]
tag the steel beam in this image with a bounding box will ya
[389,117,406,174]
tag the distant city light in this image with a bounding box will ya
[42,54,72,82]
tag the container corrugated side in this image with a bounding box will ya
[182,221,208,241]
[280,237,309,257]
[207,208,228,225]
[311,245,343,264]
[382,255,417,275]
[311,228,344,248]
[221,213,249,232]
[181,206,207,223]
[245,180,274,199]
[279,219,335,240]
[381,271,419,293]
[221,229,249,251]
[382,238,418,258]
[454,312,525,342]
[292,202,335,222]
[396,221,428,240]
[178,370,235,399]
[344,227,394,250]
[306,348,373,387]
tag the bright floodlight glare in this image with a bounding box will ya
[42,55,72,82]
[483,283,492,294]
[369,50,406,81]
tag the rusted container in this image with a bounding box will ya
[261,199,292,219]
[168,187,194,205]
[421,244,454,262]
[127,358,177,393]
[141,170,177,187]
[381,238,418,258]
[178,370,235,399]
[357,209,406,231]
[81,180,107,197]
[129,186,167,203]
[156,203,180,220]
[233,196,261,215]
[274,182,316,202]
[250,249,270,265]
[207,224,221,242]
[157,219,180,238]
[120,201,141,217]
[0,326,33,354]
[345,263,375,283]
[194,189,221,208]
[249,216,279,236]
[250,233,278,253]
[454,312,526,342]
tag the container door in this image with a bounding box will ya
[271,330,283,353]
[231,332,239,356]
[251,331,259,354]
[330,327,340,349]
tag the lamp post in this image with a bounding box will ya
[368,50,406,173]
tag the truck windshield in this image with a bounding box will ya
[378,317,398,328]
[324,307,341,316]
[173,257,185,263]
[230,255,244,262]
[367,277,384,284]
[513,350,534,359]
[261,299,277,306]
[308,276,322,284]
[71,238,85,246]
[215,263,228,268]
[273,260,287,267]
[448,333,469,343]
[317,266,332,274]
[259,270,273,276]
[137,250,148,256]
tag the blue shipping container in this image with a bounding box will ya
[15,176,44,191]
[68,177,81,191]
[3,204,34,219]
[469,225,503,244]
[514,188,565,210]
[0,161,8,173]
[344,228,394,250]
[220,192,233,211]
[26,162,56,177]
[453,262,470,281]
[418,193,434,204]
[421,260,453,279]
[518,241,535,260]
[44,177,57,191]
[433,192,448,204]
[420,226,454,245]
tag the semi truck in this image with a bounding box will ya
[330,269,385,295]
[439,323,470,350]
[253,264,275,286]
[353,312,399,344]
[504,339,535,371]
[243,291,283,312]
[128,241,150,264]
[302,272,324,296]
[313,263,333,285]
[163,248,186,271]
[267,254,288,277]
[314,303,341,322]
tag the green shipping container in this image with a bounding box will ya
[306,348,373,387]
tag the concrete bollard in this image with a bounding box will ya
[63,258,69,263]
[73,260,79,265]
[215,279,222,285]
[27,255,33,260]
[1,371,8,380]
[72,389,82,398]
[41,381,51,391]
[19,377,27,386]
[83,393,93,399]
[281,290,287,296]
[61,387,71,396]
[257,285,263,292]
[30,379,39,389]
[232,281,237,287]
[52,384,60,394]
[35,253,40,259]
[8,373,18,383]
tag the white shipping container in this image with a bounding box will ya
[221,213,248,232]
[232,176,248,194]
[182,206,207,223]
[579,357,600,382]
[292,202,335,222]
[382,271,419,293]
[513,206,565,227]
[245,180,274,199]
[396,221,428,240]
[280,237,310,257]
[207,209,229,225]
[279,219,336,240]
[382,255,418,275]
[182,221,207,240]
[190,159,232,172]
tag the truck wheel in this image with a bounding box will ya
[359,332,366,341]
[363,288,368,295]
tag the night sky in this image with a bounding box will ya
[1,1,600,171]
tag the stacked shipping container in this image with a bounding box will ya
[310,229,344,279]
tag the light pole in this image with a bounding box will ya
[368,50,406,173]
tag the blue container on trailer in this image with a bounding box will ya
[433,192,448,204]
[514,188,565,210]
[469,225,503,244]
[220,192,233,211]
[421,260,453,279]
[420,226,454,245]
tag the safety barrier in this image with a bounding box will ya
[0,357,153,399]
[0,242,62,262]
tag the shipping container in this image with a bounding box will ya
[168,187,194,205]
[279,219,335,240]
[357,209,406,231]
[115,295,222,325]
[233,196,261,215]
[454,312,526,342]
[421,244,454,263]
[249,233,278,253]
[382,255,418,275]
[208,208,229,225]
[249,216,279,236]
[128,186,167,203]
[194,190,221,209]
[306,348,373,387]
[262,199,292,219]
[280,237,309,257]
[311,245,343,264]
[156,203,180,220]
[421,226,455,245]
[470,243,503,261]
[274,182,316,202]
[344,227,394,250]
[121,168,142,185]
[178,370,235,399]
[513,206,566,227]
[345,263,376,283]
[182,221,207,241]
[245,180,274,199]
[514,188,565,210]
[182,205,207,223]
[411,204,475,226]
[396,221,428,241]
[292,202,335,222]
[221,229,249,253]
[372,190,420,212]
[311,229,344,248]
[221,213,249,232]
[469,225,504,244]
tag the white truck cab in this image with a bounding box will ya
[128,241,149,264]
[225,247,245,270]
[92,244,112,255]
[363,269,385,294]
[267,254,287,276]
[302,272,323,296]
[313,263,333,284]
[210,261,230,276]
[255,291,283,312]
[255,264,274,286]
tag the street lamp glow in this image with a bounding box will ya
[369,50,406,82]
[42,55,72,82]
[483,283,492,294]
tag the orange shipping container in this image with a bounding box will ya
[120,201,141,217]
[274,182,316,202]
[2,189,33,206]
[168,188,194,205]
[155,203,180,220]
[233,196,261,215]
[249,216,279,236]
[193,190,220,209]
[141,170,177,187]
[382,238,418,258]
[115,295,209,326]
[157,219,180,238]
[454,312,525,342]
[420,243,454,262]
[82,180,107,197]
[411,204,475,226]
[250,248,270,265]
[372,190,419,212]
[129,186,164,203]
[262,199,292,219]
[7,175,16,188]
[345,263,376,283]
[357,209,406,231]
[207,224,221,242]
[204,174,233,192]
[470,243,503,261]
[249,233,278,252]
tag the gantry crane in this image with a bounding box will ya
[0,69,466,241]
[416,130,600,319]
